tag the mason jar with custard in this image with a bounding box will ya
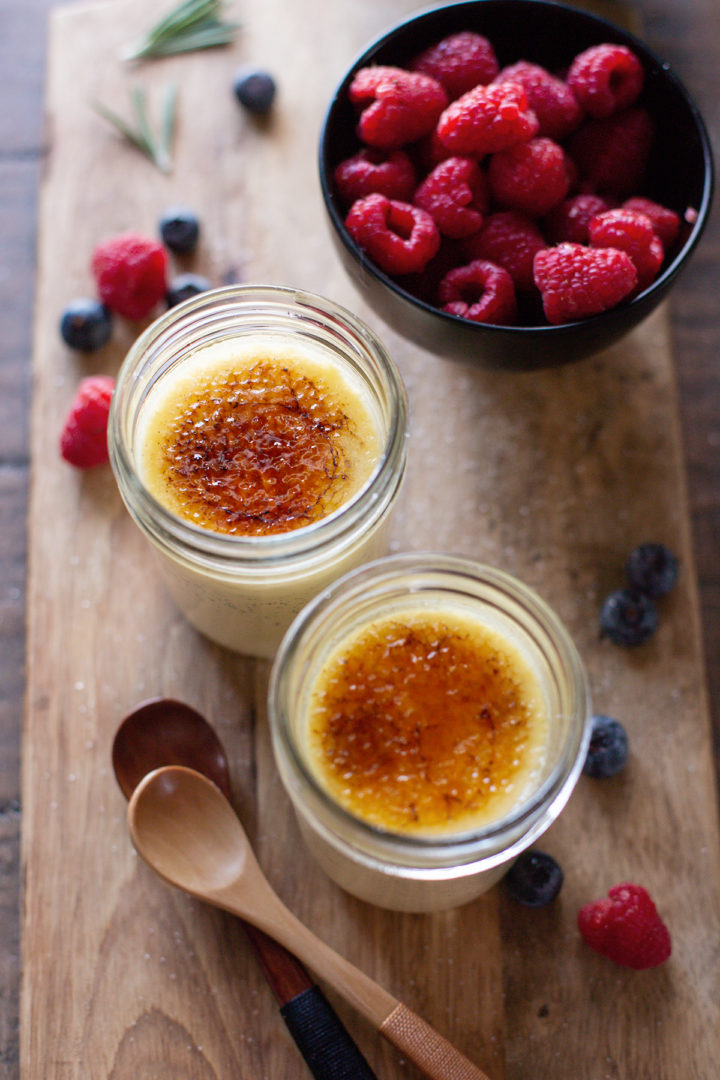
[268,554,590,911]
[108,286,408,658]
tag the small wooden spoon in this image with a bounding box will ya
[128,765,492,1080]
[112,699,231,801]
[114,698,378,1080]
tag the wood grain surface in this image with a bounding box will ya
[19,0,720,1078]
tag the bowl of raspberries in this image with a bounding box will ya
[319,0,713,367]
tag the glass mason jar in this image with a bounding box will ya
[268,553,590,912]
[108,285,408,658]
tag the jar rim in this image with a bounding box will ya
[269,552,591,863]
[108,284,408,569]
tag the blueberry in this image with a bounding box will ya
[166,273,212,308]
[505,850,564,907]
[599,588,659,646]
[159,207,200,255]
[233,69,277,115]
[59,298,112,352]
[626,542,679,598]
[583,714,628,778]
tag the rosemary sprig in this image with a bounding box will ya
[122,0,240,61]
[92,82,178,173]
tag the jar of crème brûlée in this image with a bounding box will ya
[269,554,590,912]
[108,286,408,658]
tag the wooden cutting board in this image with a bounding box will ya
[24,0,720,1076]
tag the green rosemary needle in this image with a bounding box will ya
[122,0,240,61]
[92,82,178,173]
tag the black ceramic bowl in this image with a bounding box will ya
[319,0,714,367]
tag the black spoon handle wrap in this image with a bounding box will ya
[280,984,379,1080]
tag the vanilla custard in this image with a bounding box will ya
[305,608,548,836]
[110,287,407,658]
[137,336,381,535]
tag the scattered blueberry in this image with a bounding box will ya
[59,298,112,352]
[626,542,679,598]
[233,69,277,115]
[505,850,564,907]
[583,714,629,778]
[159,207,200,255]
[166,273,212,308]
[599,587,659,646]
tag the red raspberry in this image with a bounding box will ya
[578,883,672,969]
[533,241,637,323]
[567,43,645,119]
[413,156,489,239]
[349,66,448,149]
[488,136,574,218]
[59,375,115,468]
[438,259,517,324]
[91,232,167,321]
[494,60,583,140]
[333,148,417,205]
[623,196,681,250]
[345,193,440,275]
[436,81,539,157]
[569,106,655,197]
[543,193,614,244]
[415,127,456,171]
[589,207,664,290]
[464,211,546,292]
[410,31,499,100]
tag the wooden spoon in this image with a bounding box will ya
[114,698,378,1080]
[112,699,231,801]
[128,765,492,1080]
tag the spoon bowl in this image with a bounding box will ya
[112,697,231,800]
[130,763,248,893]
[128,765,492,1080]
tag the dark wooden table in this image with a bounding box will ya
[1,0,718,1075]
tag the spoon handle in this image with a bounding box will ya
[231,887,491,1080]
[280,984,379,1080]
[379,1003,491,1080]
[243,923,378,1079]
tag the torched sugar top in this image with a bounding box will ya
[306,608,549,835]
[137,336,381,536]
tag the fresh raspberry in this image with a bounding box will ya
[333,148,417,205]
[567,43,645,119]
[488,136,574,218]
[494,60,583,140]
[588,207,664,290]
[533,241,637,323]
[410,31,499,100]
[415,127,456,171]
[349,66,448,149]
[578,883,672,969]
[91,232,168,321]
[413,156,489,239]
[436,81,539,157]
[59,375,115,468]
[543,193,614,245]
[345,193,440,275]
[569,106,655,197]
[464,211,546,292]
[623,196,681,250]
[438,259,518,324]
